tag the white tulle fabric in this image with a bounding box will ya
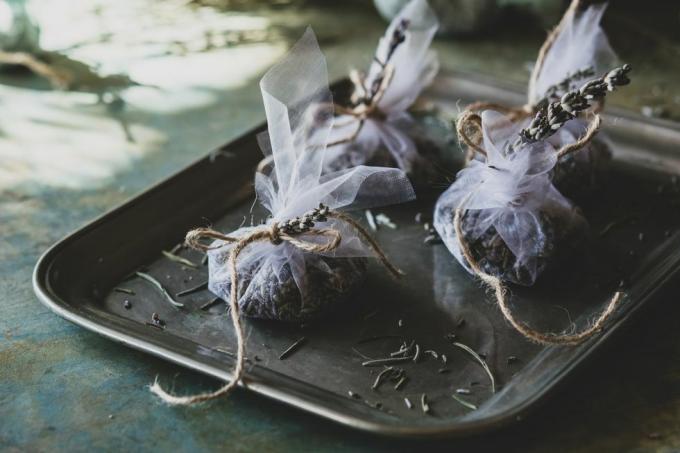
[529,2,618,105]
[324,0,439,174]
[435,111,583,284]
[527,3,618,164]
[207,28,415,306]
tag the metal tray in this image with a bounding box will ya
[33,70,680,437]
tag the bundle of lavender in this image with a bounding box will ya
[151,29,414,405]
[459,0,625,199]
[434,61,631,343]
[321,0,444,187]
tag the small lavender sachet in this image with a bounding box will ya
[203,29,415,321]
[435,111,587,286]
[321,0,443,186]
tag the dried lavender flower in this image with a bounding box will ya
[518,64,631,147]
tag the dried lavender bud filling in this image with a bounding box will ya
[434,202,587,286]
[551,137,611,199]
[211,255,368,322]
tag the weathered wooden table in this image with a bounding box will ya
[2,1,679,451]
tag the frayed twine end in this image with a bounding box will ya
[148,373,241,406]
[148,376,198,406]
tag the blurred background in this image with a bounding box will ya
[0,0,678,195]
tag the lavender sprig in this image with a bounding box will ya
[380,19,409,68]
[542,66,595,102]
[277,203,330,235]
[517,64,631,147]
[363,19,410,104]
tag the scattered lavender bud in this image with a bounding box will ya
[365,210,377,231]
[424,234,442,245]
[151,312,165,327]
[375,213,397,229]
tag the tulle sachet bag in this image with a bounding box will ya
[435,54,632,344]
[436,110,588,287]
[320,0,445,187]
[457,0,623,199]
[151,28,415,405]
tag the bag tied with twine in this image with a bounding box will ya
[150,27,415,405]
[435,110,588,286]
[322,0,440,182]
[437,97,626,344]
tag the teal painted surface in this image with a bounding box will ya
[1,1,680,451]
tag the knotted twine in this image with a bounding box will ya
[325,66,395,148]
[457,110,602,163]
[150,204,401,404]
[452,203,622,345]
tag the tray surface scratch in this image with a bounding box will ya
[33,71,680,437]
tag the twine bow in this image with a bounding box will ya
[150,204,401,405]
[325,65,395,148]
[325,14,410,149]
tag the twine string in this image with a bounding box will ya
[151,206,401,405]
[456,102,601,163]
[325,65,395,148]
[452,205,622,346]
[555,114,601,159]
[455,110,486,163]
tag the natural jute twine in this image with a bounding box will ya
[456,109,602,162]
[325,66,394,148]
[150,205,401,404]
[453,206,622,345]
